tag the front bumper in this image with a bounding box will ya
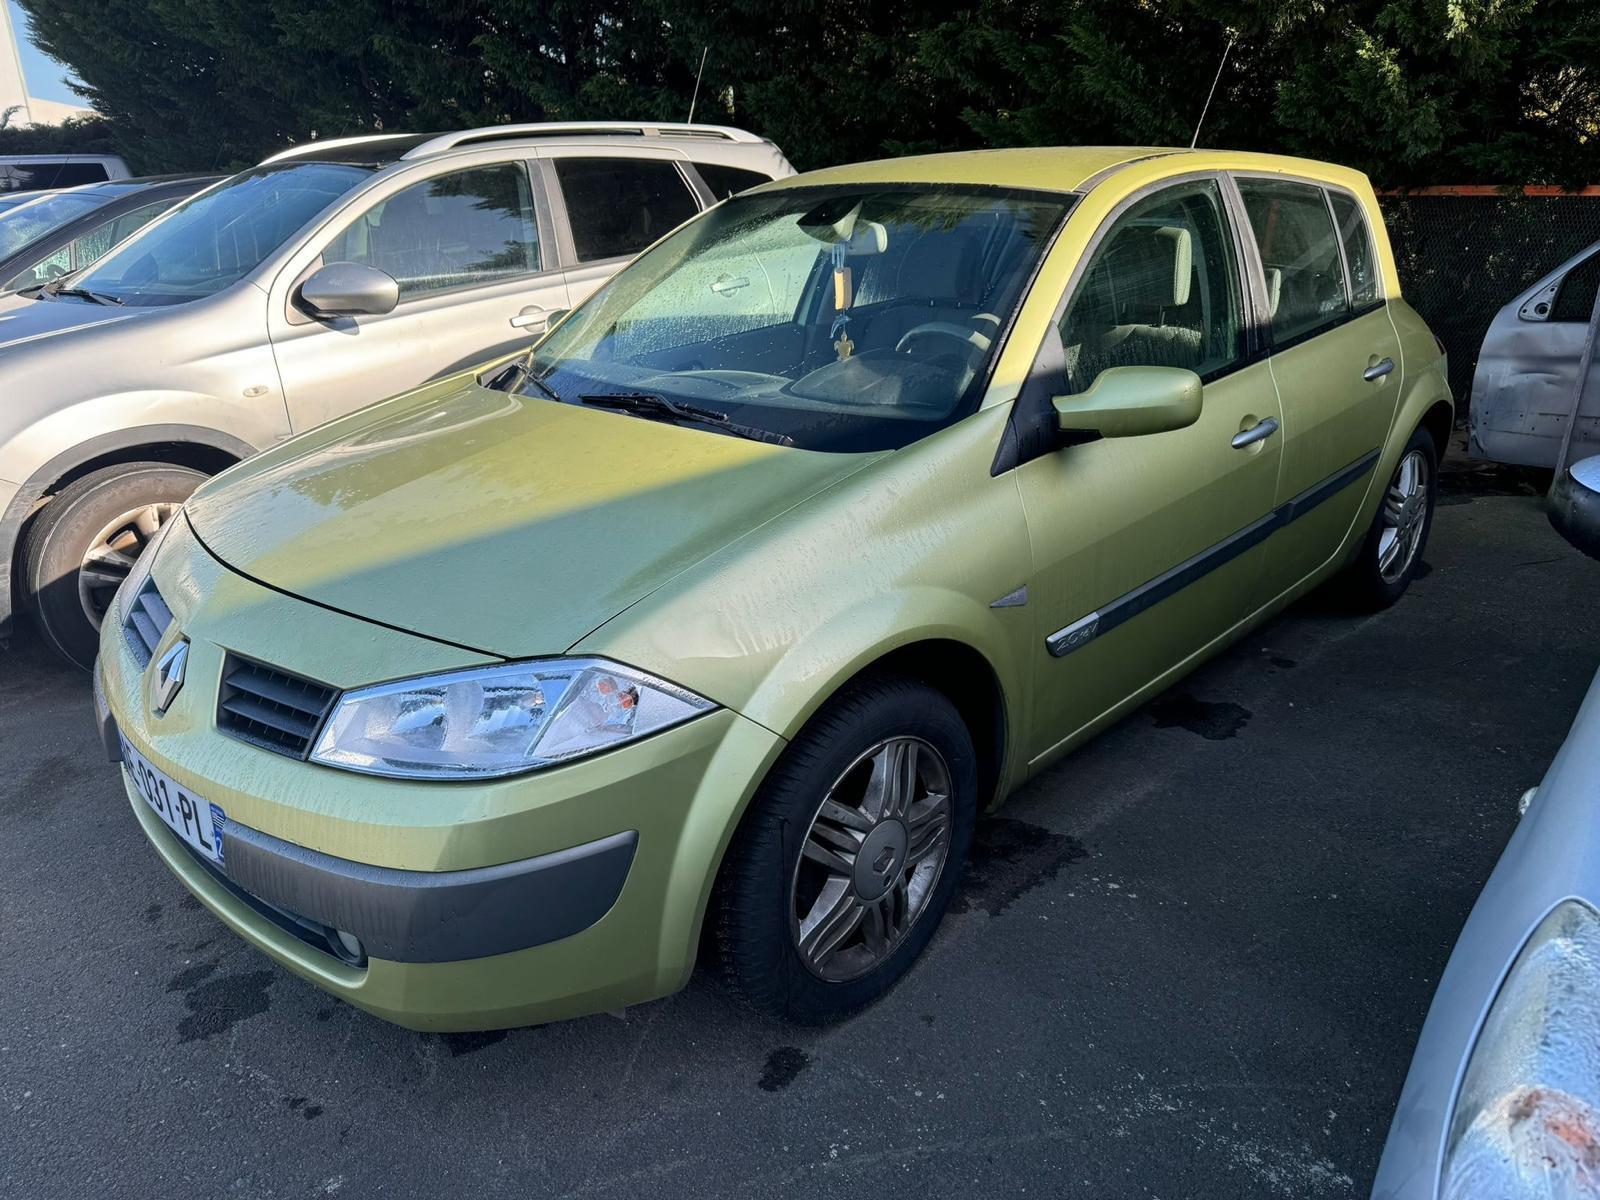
[99,519,786,1030]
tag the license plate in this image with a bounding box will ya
[121,735,225,866]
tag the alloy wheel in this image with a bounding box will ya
[1378,449,1430,584]
[789,736,953,982]
[77,502,179,630]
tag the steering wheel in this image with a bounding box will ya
[895,321,993,357]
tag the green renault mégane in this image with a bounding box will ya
[96,147,1451,1029]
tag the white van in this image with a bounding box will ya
[0,154,132,194]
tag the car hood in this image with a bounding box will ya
[0,292,144,353]
[184,378,880,657]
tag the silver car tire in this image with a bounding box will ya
[20,462,205,670]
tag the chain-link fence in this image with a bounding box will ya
[1380,188,1600,418]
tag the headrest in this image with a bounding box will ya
[893,233,975,303]
[1098,224,1192,323]
[844,221,887,256]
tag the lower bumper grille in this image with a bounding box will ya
[173,836,366,969]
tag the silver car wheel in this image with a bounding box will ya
[77,502,179,630]
[1378,449,1430,584]
[789,736,953,983]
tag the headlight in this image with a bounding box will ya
[1441,900,1600,1198]
[117,513,180,624]
[309,658,715,780]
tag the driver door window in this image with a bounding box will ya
[324,164,539,300]
[1059,181,1244,392]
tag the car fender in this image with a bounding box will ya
[644,595,1022,987]
[0,411,261,632]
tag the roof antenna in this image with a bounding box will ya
[1190,32,1237,150]
[686,46,709,123]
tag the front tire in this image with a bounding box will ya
[20,462,204,670]
[1343,426,1437,609]
[712,674,977,1024]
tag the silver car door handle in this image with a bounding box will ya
[710,275,750,296]
[1363,356,1395,382]
[1231,416,1280,450]
[509,305,549,330]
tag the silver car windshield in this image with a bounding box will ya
[528,185,1072,453]
[0,190,106,258]
[66,162,372,308]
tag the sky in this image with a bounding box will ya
[9,1,81,105]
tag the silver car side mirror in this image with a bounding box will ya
[298,262,399,318]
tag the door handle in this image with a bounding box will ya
[1363,356,1395,382]
[710,274,750,296]
[509,305,549,330]
[1231,416,1280,450]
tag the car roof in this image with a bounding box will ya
[259,122,777,169]
[765,146,1372,196]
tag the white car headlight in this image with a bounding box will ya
[1441,900,1600,1198]
[309,658,715,780]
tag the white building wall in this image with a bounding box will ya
[0,4,91,127]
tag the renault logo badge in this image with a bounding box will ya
[151,638,190,716]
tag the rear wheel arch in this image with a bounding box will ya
[1419,399,1453,463]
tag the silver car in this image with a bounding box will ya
[1470,240,1600,468]
[1373,459,1600,1199]
[0,122,792,667]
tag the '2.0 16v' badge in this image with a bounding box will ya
[151,637,190,716]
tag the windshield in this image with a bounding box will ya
[0,191,106,258]
[68,162,372,307]
[527,185,1072,453]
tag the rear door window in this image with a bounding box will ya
[554,157,700,262]
[325,163,540,300]
[1237,178,1350,343]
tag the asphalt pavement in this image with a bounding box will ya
[2,485,1597,1199]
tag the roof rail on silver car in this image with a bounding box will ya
[259,134,423,166]
[398,122,766,158]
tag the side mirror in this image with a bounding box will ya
[1549,455,1600,560]
[297,262,399,318]
[1053,366,1203,441]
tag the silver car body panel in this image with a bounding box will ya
[1469,241,1600,467]
[1371,665,1600,1197]
[0,125,794,633]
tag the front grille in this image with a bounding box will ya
[122,577,174,668]
[216,653,338,759]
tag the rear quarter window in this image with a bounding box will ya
[693,162,772,200]
[1328,191,1381,306]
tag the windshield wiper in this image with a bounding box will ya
[578,392,793,447]
[46,283,124,306]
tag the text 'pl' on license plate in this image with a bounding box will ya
[121,735,226,866]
